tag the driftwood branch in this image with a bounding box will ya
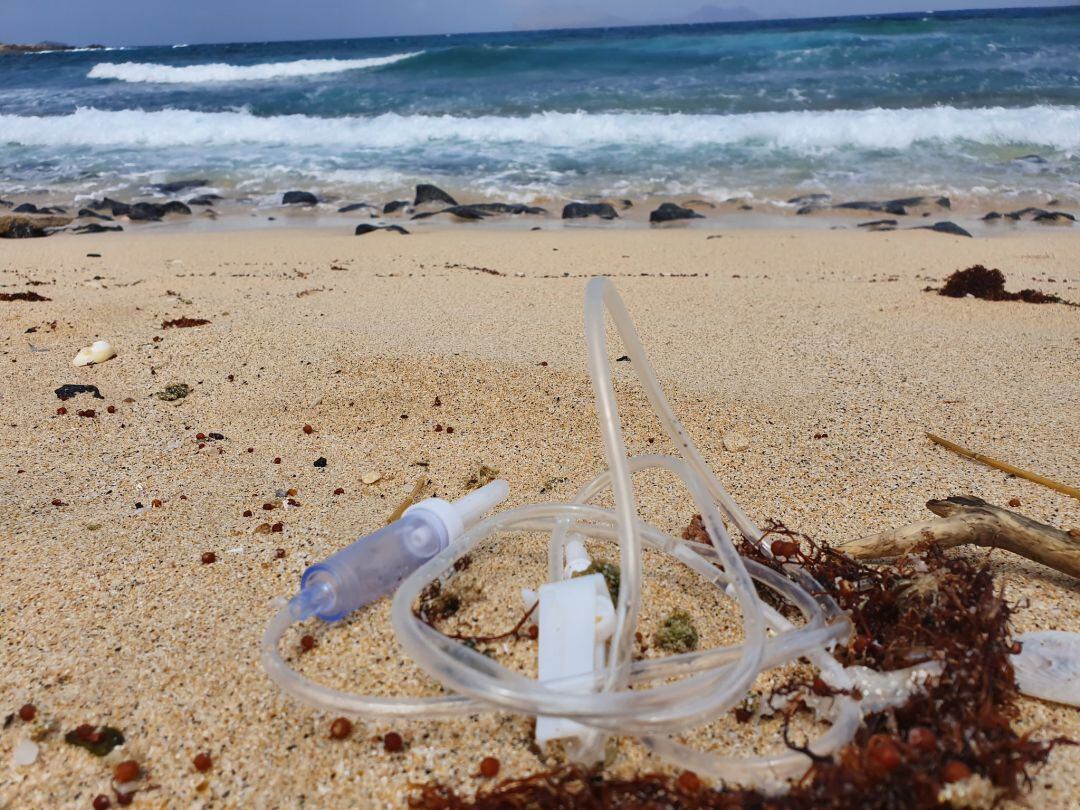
[840,496,1080,579]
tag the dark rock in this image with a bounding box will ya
[188,195,219,206]
[0,199,12,208]
[128,202,165,221]
[13,203,39,214]
[153,179,208,194]
[412,205,491,221]
[1033,211,1075,224]
[562,202,619,220]
[982,211,1002,221]
[619,199,633,209]
[1013,154,1047,164]
[683,199,716,209]
[55,384,104,401]
[78,208,113,220]
[834,200,909,216]
[282,191,318,206]
[649,202,704,223]
[161,200,192,215]
[72,223,123,234]
[788,193,830,206]
[796,205,820,215]
[857,219,898,230]
[915,221,972,238]
[382,200,410,214]
[92,197,131,217]
[337,202,373,213]
[355,223,409,236]
[414,184,458,207]
[467,202,547,215]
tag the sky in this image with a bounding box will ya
[3,0,1073,46]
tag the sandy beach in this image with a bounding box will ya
[2,225,1078,807]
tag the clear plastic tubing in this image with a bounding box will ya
[262,278,924,790]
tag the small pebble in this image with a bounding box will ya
[201,551,217,564]
[274,548,286,559]
[361,471,381,485]
[300,634,316,653]
[303,424,314,434]
[13,739,39,766]
[1008,497,1022,508]
[478,756,500,778]
[92,795,111,810]
[19,704,37,722]
[676,770,701,792]
[113,759,140,783]
[722,431,750,452]
[383,731,404,752]
[943,760,972,783]
[333,487,345,495]
[314,457,327,468]
[329,718,353,740]
[192,752,212,772]
[72,340,116,367]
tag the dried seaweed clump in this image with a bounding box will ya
[574,561,620,603]
[655,609,699,653]
[411,521,1062,809]
[938,265,1068,304]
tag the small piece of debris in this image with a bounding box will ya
[314,457,327,468]
[654,609,700,653]
[155,383,190,402]
[464,465,499,491]
[65,725,125,757]
[722,432,750,452]
[938,265,1072,305]
[1,291,50,302]
[162,317,211,328]
[361,471,382,485]
[72,340,116,367]
[12,739,39,766]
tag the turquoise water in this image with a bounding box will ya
[1,6,1078,206]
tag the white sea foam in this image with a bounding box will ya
[87,52,422,83]
[2,105,1079,152]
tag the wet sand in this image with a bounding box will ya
[1,226,1078,807]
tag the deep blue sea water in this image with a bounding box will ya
[1,6,1078,208]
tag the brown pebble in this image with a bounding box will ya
[51,498,66,507]
[243,509,253,517]
[192,752,212,772]
[271,522,284,533]
[446,426,454,434]
[92,795,111,810]
[943,759,972,783]
[113,760,140,783]
[107,405,117,414]
[300,634,316,653]
[1008,497,1021,508]
[274,457,282,464]
[330,718,353,740]
[57,407,67,415]
[201,551,217,564]
[274,548,286,559]
[18,703,37,722]
[383,731,404,752]
[115,792,133,807]
[478,756,500,778]
[434,424,443,432]
[676,770,701,792]
[254,523,272,534]
[303,424,314,434]
[262,503,274,511]
[333,487,345,495]
[151,499,162,508]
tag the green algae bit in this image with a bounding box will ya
[573,561,620,603]
[655,610,699,653]
[155,383,190,402]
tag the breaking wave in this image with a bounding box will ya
[3,105,1079,152]
[87,52,423,83]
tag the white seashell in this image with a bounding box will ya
[361,471,382,485]
[1011,630,1080,707]
[722,431,750,452]
[13,739,39,766]
[72,340,116,367]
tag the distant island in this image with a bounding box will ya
[0,42,105,54]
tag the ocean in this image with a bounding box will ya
[1,6,1078,211]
